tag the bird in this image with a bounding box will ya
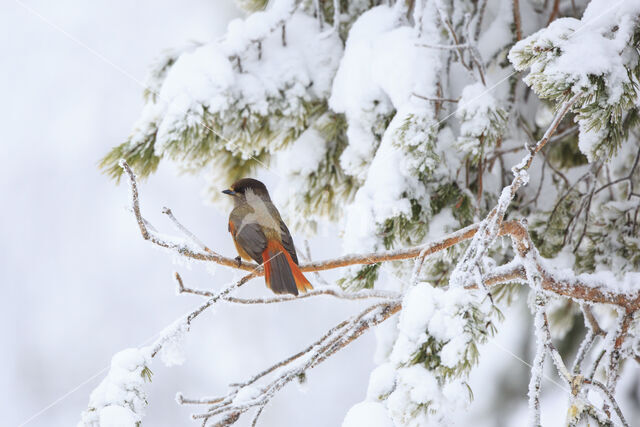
[222,178,313,295]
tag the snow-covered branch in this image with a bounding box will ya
[183,302,401,426]
[119,160,640,312]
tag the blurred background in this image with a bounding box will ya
[2,2,638,427]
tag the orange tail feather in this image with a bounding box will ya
[262,240,312,295]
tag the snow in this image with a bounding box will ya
[341,116,423,254]
[391,284,471,364]
[366,362,396,401]
[78,348,151,427]
[97,406,139,427]
[330,4,443,182]
[342,401,394,427]
[358,282,485,425]
[540,254,640,298]
[130,7,344,161]
[456,82,506,157]
[385,365,470,427]
[157,320,189,367]
[233,386,261,404]
[334,3,447,259]
[329,5,398,180]
[509,0,640,160]
[276,126,327,176]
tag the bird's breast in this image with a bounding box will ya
[236,192,282,240]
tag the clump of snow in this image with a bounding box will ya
[577,125,608,163]
[456,82,507,157]
[385,365,470,427]
[157,320,189,367]
[390,283,473,366]
[509,1,640,160]
[232,386,261,404]
[97,406,139,427]
[366,362,396,400]
[277,126,328,177]
[329,4,442,182]
[336,7,447,256]
[342,401,394,427]
[329,5,398,180]
[78,348,151,427]
[341,114,428,254]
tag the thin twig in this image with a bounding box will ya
[513,0,523,41]
[162,207,214,253]
[176,271,400,302]
[583,379,630,427]
[416,42,470,49]
[547,0,560,25]
[411,92,460,103]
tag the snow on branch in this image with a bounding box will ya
[119,159,640,312]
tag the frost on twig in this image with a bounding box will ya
[183,302,400,425]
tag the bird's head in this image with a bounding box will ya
[222,178,270,204]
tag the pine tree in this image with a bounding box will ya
[88,0,640,425]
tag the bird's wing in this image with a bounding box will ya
[229,217,268,264]
[279,220,299,265]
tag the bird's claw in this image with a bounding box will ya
[235,256,242,267]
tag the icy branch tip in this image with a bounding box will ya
[118,158,128,169]
[175,392,184,404]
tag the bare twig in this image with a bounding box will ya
[416,42,471,49]
[541,311,572,386]
[176,271,401,302]
[583,379,630,427]
[411,92,460,103]
[474,0,488,41]
[120,160,260,273]
[594,146,640,197]
[162,207,214,253]
[572,306,603,374]
[513,0,523,41]
[547,0,560,25]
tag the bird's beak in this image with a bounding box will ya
[222,189,236,195]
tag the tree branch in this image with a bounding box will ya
[175,271,401,302]
[583,379,630,427]
[120,160,640,312]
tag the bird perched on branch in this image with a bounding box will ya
[223,178,312,295]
